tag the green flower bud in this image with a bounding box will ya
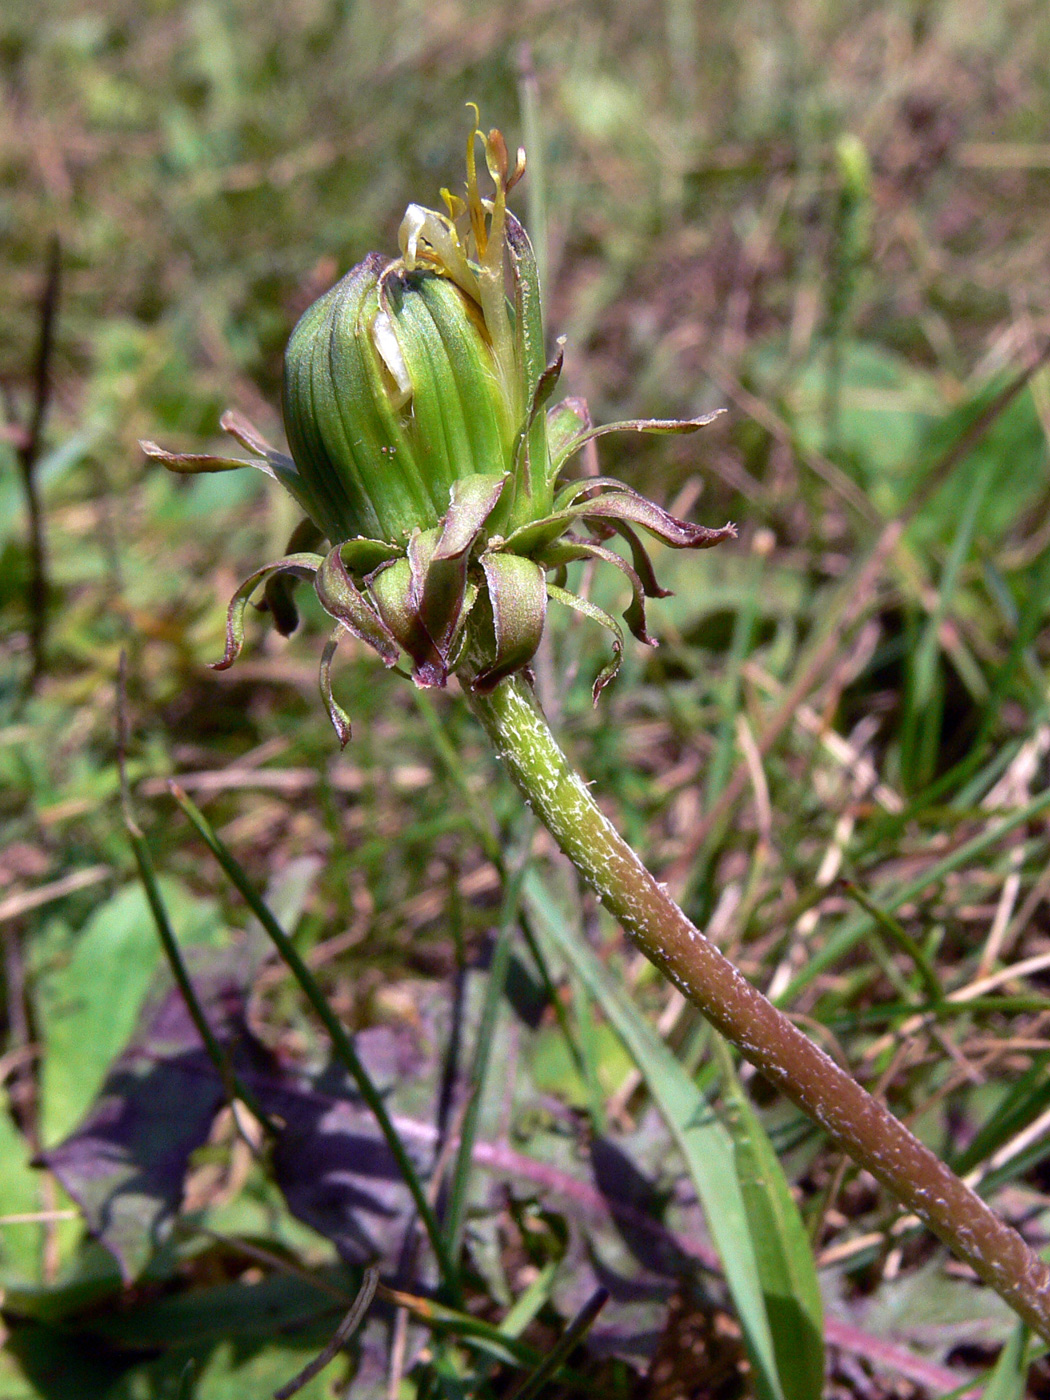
[142,106,736,743]
[282,251,517,546]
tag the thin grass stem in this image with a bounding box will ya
[842,881,947,1010]
[117,653,278,1133]
[273,1267,378,1400]
[168,783,461,1301]
[126,825,279,1136]
[505,1287,608,1400]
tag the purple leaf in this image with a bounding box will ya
[268,1095,420,1267]
[40,961,279,1282]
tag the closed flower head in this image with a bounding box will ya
[143,108,734,743]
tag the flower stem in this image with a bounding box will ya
[467,673,1050,1340]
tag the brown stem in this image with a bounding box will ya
[467,672,1050,1340]
[12,235,61,691]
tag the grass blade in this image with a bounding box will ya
[127,821,277,1134]
[506,1287,608,1400]
[711,1036,824,1400]
[525,872,804,1400]
[900,457,993,789]
[168,782,460,1299]
[273,1267,378,1400]
[781,786,1050,1001]
[842,881,946,1010]
[175,1360,195,1400]
[378,1282,589,1380]
[981,1321,1031,1400]
[118,653,277,1133]
[952,1054,1050,1176]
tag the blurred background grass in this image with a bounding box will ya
[5,0,1050,1396]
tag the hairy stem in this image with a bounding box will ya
[467,672,1050,1340]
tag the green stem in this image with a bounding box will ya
[128,824,277,1134]
[467,674,1050,1341]
[506,1287,608,1400]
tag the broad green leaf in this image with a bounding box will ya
[899,455,993,790]
[528,1022,633,1109]
[193,1340,334,1400]
[0,1095,53,1283]
[2,1320,120,1399]
[782,786,1050,1001]
[524,873,817,1400]
[981,1321,1031,1400]
[713,1039,824,1400]
[0,1344,39,1400]
[776,338,940,499]
[34,880,223,1146]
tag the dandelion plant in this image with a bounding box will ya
[144,110,1050,1341]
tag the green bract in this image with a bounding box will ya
[143,109,735,743]
[282,255,518,545]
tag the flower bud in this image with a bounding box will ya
[282,251,517,546]
[143,107,736,743]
